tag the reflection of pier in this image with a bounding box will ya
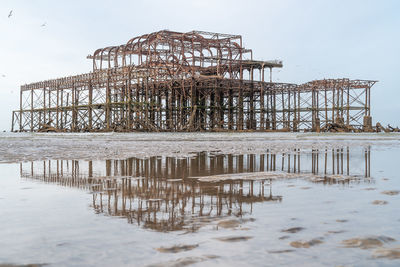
[20,147,370,231]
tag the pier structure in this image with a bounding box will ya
[12,30,376,132]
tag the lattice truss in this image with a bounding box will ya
[12,30,376,132]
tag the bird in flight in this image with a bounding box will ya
[41,22,47,27]
[8,10,13,18]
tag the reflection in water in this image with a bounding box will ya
[20,147,371,232]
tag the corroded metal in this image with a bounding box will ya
[11,30,377,132]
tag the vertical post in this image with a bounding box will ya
[158,85,162,129]
[293,88,297,131]
[228,87,233,130]
[19,89,23,131]
[346,85,350,126]
[31,87,34,131]
[88,81,93,130]
[238,81,243,130]
[166,86,172,130]
[48,86,51,126]
[324,87,328,126]
[127,71,132,130]
[60,89,64,129]
[297,88,300,130]
[219,87,224,129]
[135,82,140,130]
[341,85,344,119]
[288,91,291,130]
[152,84,156,129]
[43,86,46,126]
[146,77,150,130]
[11,111,15,132]
[106,71,111,131]
[210,86,215,130]
[273,91,276,130]
[249,67,254,130]
[260,67,265,130]
[311,88,315,131]
[189,80,195,131]
[269,67,272,82]
[337,82,340,121]
[368,85,371,117]
[72,83,76,131]
[266,87,270,130]
[331,83,335,123]
[281,91,285,129]
[316,89,319,125]
[56,84,59,129]
[365,86,368,117]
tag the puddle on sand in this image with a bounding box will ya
[15,148,372,233]
[2,142,400,266]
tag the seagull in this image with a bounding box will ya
[41,22,46,27]
[8,10,12,18]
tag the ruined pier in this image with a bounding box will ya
[11,30,376,132]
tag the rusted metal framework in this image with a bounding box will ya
[11,30,377,132]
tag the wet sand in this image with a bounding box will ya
[0,132,400,266]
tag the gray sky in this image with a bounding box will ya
[1,0,399,131]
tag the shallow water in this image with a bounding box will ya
[1,133,400,266]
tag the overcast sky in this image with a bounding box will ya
[0,0,399,131]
